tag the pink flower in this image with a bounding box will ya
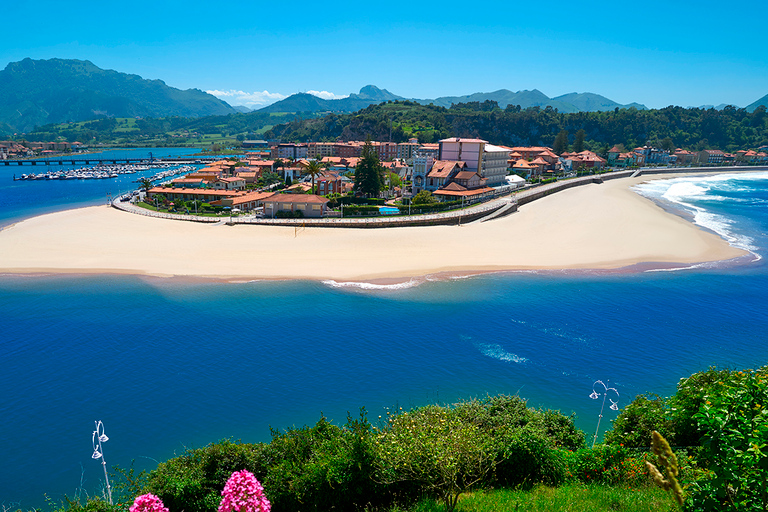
[219,470,271,512]
[130,494,169,512]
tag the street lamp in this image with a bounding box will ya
[589,380,619,448]
[91,420,112,504]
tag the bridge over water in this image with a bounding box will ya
[1,156,220,166]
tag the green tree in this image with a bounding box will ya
[303,159,324,194]
[374,406,495,512]
[412,190,437,205]
[553,130,569,155]
[574,129,586,153]
[259,171,281,188]
[274,158,285,175]
[354,139,384,197]
[138,178,153,194]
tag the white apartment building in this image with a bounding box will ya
[438,138,510,186]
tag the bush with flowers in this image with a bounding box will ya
[129,494,169,512]
[218,470,270,512]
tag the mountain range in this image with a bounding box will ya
[0,58,236,133]
[0,58,766,135]
[257,85,648,114]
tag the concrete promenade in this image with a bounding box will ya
[112,194,516,228]
[111,165,768,228]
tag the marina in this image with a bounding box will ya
[12,163,196,182]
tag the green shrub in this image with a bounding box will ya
[144,439,269,512]
[668,367,738,447]
[398,200,463,214]
[263,412,383,512]
[686,369,768,511]
[274,210,304,218]
[569,444,629,484]
[493,427,568,488]
[604,367,744,448]
[337,197,384,206]
[342,205,380,216]
[605,393,673,448]
[46,497,120,512]
[374,405,495,512]
[453,395,585,450]
[411,190,437,205]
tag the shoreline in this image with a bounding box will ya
[0,173,752,283]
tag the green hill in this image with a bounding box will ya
[264,99,768,151]
[0,58,236,132]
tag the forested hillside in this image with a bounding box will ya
[0,58,236,133]
[265,100,768,152]
[22,111,308,146]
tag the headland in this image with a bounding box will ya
[0,173,749,283]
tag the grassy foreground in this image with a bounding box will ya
[401,484,676,512]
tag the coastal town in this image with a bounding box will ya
[137,138,768,219]
[5,137,768,221]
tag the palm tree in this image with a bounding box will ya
[138,178,153,195]
[304,159,324,194]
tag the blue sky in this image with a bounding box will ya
[3,0,765,110]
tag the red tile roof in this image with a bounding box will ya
[428,160,467,179]
[263,193,330,205]
[434,186,494,198]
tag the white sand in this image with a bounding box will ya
[0,175,747,281]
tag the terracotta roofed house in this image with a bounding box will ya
[426,160,467,191]
[263,193,330,218]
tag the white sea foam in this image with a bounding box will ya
[475,343,529,364]
[634,173,765,257]
[321,278,421,290]
[645,262,715,273]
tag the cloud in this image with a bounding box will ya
[306,90,349,100]
[206,89,287,108]
[206,88,350,107]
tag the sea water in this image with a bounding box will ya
[0,148,201,227]
[2,170,768,508]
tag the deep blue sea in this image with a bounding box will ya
[2,167,768,508]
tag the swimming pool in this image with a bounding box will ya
[379,206,400,215]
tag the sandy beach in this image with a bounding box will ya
[0,174,748,282]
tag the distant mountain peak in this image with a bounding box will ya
[350,85,402,101]
[0,58,236,132]
[747,93,768,113]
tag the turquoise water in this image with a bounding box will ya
[1,170,768,507]
[379,206,399,214]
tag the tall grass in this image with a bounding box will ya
[394,484,677,512]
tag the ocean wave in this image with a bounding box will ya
[321,278,422,290]
[645,262,720,273]
[475,343,529,364]
[633,173,763,256]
